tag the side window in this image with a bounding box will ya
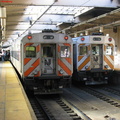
[61,46,70,57]
[79,46,88,55]
[26,46,36,57]
[106,45,113,55]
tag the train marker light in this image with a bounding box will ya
[60,69,64,74]
[64,36,68,40]
[27,35,32,40]
[105,65,108,69]
[108,38,112,42]
[85,66,89,69]
[81,37,85,41]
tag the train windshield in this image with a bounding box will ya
[26,46,36,57]
[61,46,70,57]
[79,46,88,55]
[106,45,113,55]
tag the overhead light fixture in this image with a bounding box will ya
[74,7,94,17]
[0,7,6,18]
[1,19,6,26]
[56,22,63,26]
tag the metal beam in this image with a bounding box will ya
[54,0,120,8]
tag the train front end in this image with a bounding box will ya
[73,34,114,85]
[22,32,73,94]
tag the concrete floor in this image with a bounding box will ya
[0,61,37,120]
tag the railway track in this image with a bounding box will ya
[27,85,120,120]
[62,85,120,120]
[54,97,90,120]
[81,86,120,108]
[101,85,120,97]
[28,96,54,120]
[28,94,89,120]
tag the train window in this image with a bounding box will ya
[61,46,70,57]
[106,45,113,55]
[26,46,36,57]
[79,46,88,55]
[43,46,53,57]
[92,46,99,55]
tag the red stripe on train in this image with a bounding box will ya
[58,58,72,75]
[24,59,40,77]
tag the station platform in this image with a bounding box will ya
[0,61,37,120]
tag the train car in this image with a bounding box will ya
[72,33,115,85]
[10,30,73,94]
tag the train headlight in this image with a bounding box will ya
[27,35,32,40]
[105,77,108,79]
[108,38,112,42]
[33,69,38,75]
[85,66,88,69]
[64,36,68,40]
[105,65,108,68]
[81,37,85,41]
[83,78,87,81]
[60,69,64,74]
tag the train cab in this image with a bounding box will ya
[72,33,115,85]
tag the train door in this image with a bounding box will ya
[91,44,103,69]
[41,44,56,74]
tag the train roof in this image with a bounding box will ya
[16,32,73,43]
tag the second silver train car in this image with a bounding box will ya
[10,31,73,94]
[72,33,115,85]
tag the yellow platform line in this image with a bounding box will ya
[0,61,37,120]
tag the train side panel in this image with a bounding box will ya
[10,39,22,76]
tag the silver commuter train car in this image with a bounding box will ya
[72,33,115,85]
[10,30,73,94]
